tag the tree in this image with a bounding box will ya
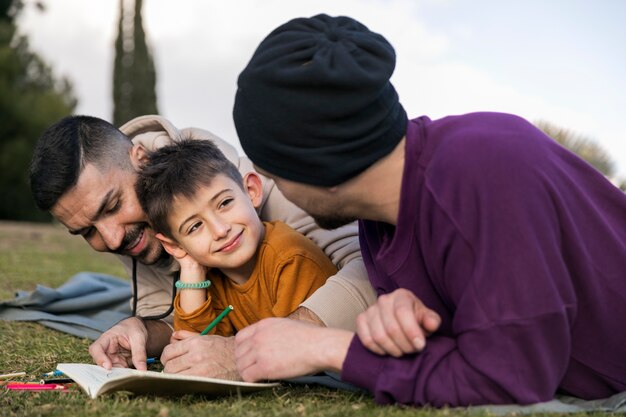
[112,0,158,126]
[0,0,77,221]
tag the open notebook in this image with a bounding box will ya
[57,363,279,399]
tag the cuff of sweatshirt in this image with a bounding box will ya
[173,293,213,333]
[340,334,387,399]
[301,278,369,331]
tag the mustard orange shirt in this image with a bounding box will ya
[173,221,337,335]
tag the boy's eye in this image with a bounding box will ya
[188,222,202,234]
[219,198,233,209]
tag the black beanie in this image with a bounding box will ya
[233,14,408,187]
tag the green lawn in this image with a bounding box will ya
[0,220,599,417]
[0,220,413,417]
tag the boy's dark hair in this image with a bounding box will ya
[136,139,244,239]
[29,115,133,210]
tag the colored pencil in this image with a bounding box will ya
[200,305,234,335]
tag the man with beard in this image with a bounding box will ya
[232,14,626,407]
[29,114,440,378]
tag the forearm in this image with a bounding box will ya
[315,327,353,373]
[179,289,208,313]
[178,261,209,313]
[173,272,214,333]
[142,318,174,358]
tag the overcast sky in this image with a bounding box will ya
[17,0,626,179]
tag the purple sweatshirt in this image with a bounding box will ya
[341,112,626,407]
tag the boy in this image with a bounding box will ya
[136,139,337,336]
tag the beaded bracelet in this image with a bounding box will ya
[175,279,212,289]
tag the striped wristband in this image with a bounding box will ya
[175,279,211,289]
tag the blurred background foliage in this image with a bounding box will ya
[535,120,615,178]
[0,0,76,221]
[1,0,159,222]
[0,0,622,223]
[536,120,626,191]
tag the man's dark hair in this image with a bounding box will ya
[29,115,133,211]
[136,139,244,239]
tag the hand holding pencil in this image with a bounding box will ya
[160,306,237,379]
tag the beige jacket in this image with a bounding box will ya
[117,115,376,331]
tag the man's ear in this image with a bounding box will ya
[155,233,188,259]
[129,144,149,172]
[243,172,264,209]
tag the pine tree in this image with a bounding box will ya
[112,0,158,126]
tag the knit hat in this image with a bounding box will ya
[233,13,407,187]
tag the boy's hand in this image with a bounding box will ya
[355,288,440,357]
[169,329,199,344]
[176,253,206,278]
[155,232,206,280]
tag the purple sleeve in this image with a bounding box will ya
[342,309,572,407]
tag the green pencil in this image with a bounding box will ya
[200,305,234,335]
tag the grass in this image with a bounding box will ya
[0,220,608,417]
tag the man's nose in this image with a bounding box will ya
[97,221,124,251]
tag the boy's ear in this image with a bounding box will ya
[155,233,188,259]
[129,144,149,172]
[243,172,264,208]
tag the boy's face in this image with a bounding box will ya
[166,173,264,278]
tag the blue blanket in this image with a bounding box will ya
[0,272,131,340]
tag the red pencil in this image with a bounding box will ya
[6,383,68,391]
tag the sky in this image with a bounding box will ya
[17,0,626,179]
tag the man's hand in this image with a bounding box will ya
[158,306,326,380]
[355,288,441,357]
[89,317,149,370]
[235,318,353,382]
[160,334,240,380]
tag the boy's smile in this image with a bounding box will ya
[215,230,244,253]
